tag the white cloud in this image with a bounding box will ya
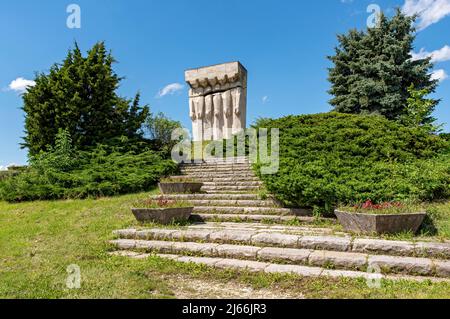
[411,45,450,62]
[157,83,184,97]
[403,0,450,30]
[262,96,269,104]
[7,77,36,93]
[430,69,448,81]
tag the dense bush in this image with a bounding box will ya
[0,131,177,202]
[254,113,449,211]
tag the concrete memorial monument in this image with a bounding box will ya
[185,62,247,141]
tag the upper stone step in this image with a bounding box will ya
[180,163,252,169]
[169,176,261,182]
[149,194,261,200]
[192,206,312,215]
[180,167,253,173]
[202,181,262,187]
[190,214,317,224]
[197,158,250,165]
[182,173,257,178]
[201,185,261,191]
[154,199,281,208]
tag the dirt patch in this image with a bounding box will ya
[155,274,304,299]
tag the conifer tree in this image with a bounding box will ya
[22,42,149,155]
[328,10,438,121]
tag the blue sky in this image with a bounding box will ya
[1,0,450,167]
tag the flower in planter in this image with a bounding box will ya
[342,199,423,215]
[336,200,427,234]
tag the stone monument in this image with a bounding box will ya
[185,62,247,141]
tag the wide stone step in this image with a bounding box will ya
[187,222,346,236]
[114,228,450,259]
[110,239,450,278]
[200,158,250,164]
[150,194,260,200]
[181,169,254,175]
[183,173,257,179]
[172,177,261,183]
[202,181,262,187]
[190,214,316,223]
[202,186,261,191]
[204,190,258,194]
[112,252,449,283]
[181,164,252,170]
[173,200,279,207]
[192,206,311,215]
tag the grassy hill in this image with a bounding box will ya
[0,191,449,299]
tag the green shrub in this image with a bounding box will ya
[0,131,177,202]
[254,112,449,211]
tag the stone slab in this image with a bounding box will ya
[415,242,450,259]
[309,250,368,270]
[434,260,450,277]
[257,247,312,263]
[298,236,351,251]
[215,245,261,258]
[171,229,212,241]
[136,229,178,240]
[134,240,174,253]
[176,256,223,267]
[171,242,218,254]
[113,229,137,239]
[264,264,323,277]
[209,230,254,243]
[251,233,299,247]
[214,259,269,272]
[368,255,433,276]
[352,238,416,256]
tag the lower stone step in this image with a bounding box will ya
[202,186,261,191]
[150,194,261,200]
[192,206,312,215]
[192,177,262,183]
[109,239,450,278]
[190,214,317,223]
[202,181,263,187]
[165,200,280,208]
[114,228,450,259]
[183,173,257,179]
[205,190,258,194]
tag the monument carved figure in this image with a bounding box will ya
[185,62,247,141]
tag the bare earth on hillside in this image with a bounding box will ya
[151,274,304,299]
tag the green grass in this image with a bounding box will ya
[0,192,449,299]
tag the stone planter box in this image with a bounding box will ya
[158,182,203,194]
[334,210,426,235]
[132,207,193,224]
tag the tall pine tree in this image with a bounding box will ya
[328,10,438,121]
[22,42,149,156]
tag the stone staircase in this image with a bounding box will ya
[169,156,316,223]
[110,156,450,282]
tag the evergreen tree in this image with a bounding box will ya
[328,10,438,121]
[22,42,149,156]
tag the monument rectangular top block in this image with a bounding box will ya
[185,62,247,88]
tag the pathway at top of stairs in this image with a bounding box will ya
[110,156,450,282]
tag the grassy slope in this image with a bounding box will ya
[0,191,449,299]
